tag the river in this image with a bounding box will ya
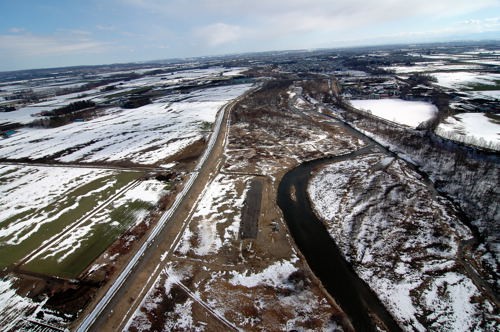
[277,145,402,331]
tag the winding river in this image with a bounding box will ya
[277,145,402,331]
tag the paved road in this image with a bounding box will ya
[75,90,252,332]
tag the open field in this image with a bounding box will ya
[0,43,498,331]
[0,67,247,126]
[0,164,171,278]
[0,84,253,166]
[435,112,500,151]
[349,98,437,128]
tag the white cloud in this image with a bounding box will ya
[124,0,498,20]
[96,25,116,31]
[8,27,26,34]
[124,0,500,45]
[0,32,108,57]
[195,23,245,46]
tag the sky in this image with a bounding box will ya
[0,0,499,71]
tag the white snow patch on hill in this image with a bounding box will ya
[436,113,500,151]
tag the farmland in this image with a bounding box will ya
[0,62,255,330]
[349,98,437,128]
[0,42,498,331]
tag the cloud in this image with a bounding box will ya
[124,0,498,20]
[96,25,117,31]
[195,23,245,46]
[0,32,108,57]
[124,0,500,46]
[8,27,26,34]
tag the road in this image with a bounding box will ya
[75,89,252,331]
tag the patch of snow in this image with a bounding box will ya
[114,179,166,205]
[229,260,297,288]
[432,72,500,90]
[435,113,500,151]
[350,99,437,128]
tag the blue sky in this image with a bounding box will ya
[0,0,499,71]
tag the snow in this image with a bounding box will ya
[431,71,500,90]
[435,113,500,151]
[349,99,437,128]
[382,62,481,74]
[0,84,253,165]
[113,179,166,205]
[26,177,166,268]
[0,277,38,331]
[0,165,114,240]
[421,272,492,331]
[176,174,249,256]
[229,260,297,288]
[307,152,496,330]
[474,90,500,99]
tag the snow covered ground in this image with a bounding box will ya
[0,165,169,328]
[0,165,115,247]
[435,113,500,151]
[431,72,500,90]
[175,173,249,257]
[0,66,248,126]
[23,177,168,277]
[349,98,437,128]
[382,62,481,74]
[127,164,346,329]
[0,164,169,278]
[0,84,252,165]
[308,153,498,331]
[0,277,39,331]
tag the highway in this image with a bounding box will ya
[76,89,251,331]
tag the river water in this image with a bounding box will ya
[277,147,402,331]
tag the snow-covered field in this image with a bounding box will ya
[382,62,481,74]
[308,153,498,331]
[0,164,170,328]
[0,84,252,165]
[0,66,248,126]
[349,98,437,128]
[127,172,344,331]
[175,174,249,257]
[0,164,168,277]
[23,176,168,277]
[431,71,500,90]
[435,113,500,151]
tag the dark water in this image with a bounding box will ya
[277,148,402,332]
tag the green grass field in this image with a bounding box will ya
[0,170,144,278]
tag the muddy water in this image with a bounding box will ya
[277,146,402,331]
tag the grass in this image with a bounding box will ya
[23,199,154,278]
[104,86,153,99]
[465,80,500,91]
[484,113,500,124]
[0,171,142,276]
[199,121,213,131]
